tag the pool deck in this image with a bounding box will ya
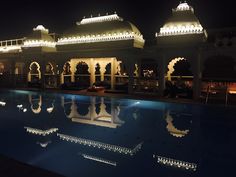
[14,87,236,107]
[0,155,64,177]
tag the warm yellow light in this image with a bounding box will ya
[229,90,236,94]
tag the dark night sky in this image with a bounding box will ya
[0,0,235,40]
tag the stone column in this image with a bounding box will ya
[111,58,116,90]
[125,59,135,94]
[40,60,46,90]
[192,52,202,101]
[58,63,64,86]
[10,60,16,88]
[158,55,166,97]
[90,59,95,86]
[100,62,106,82]
[70,60,75,83]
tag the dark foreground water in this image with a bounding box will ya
[0,90,235,177]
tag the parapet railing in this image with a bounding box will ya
[0,38,25,47]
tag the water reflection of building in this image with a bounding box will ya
[28,94,55,114]
[29,94,42,114]
[61,96,124,128]
[165,111,191,138]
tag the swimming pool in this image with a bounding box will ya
[0,90,235,177]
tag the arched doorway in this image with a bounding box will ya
[62,62,72,83]
[45,62,56,88]
[28,62,41,87]
[165,57,193,98]
[167,57,192,81]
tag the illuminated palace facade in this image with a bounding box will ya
[0,2,236,100]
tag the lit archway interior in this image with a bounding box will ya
[28,61,41,82]
[167,57,192,81]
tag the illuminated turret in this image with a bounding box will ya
[156,2,207,45]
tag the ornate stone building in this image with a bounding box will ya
[0,2,236,100]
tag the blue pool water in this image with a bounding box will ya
[0,90,235,177]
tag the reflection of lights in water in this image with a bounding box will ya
[17,104,23,108]
[36,141,51,148]
[81,153,117,166]
[0,101,6,106]
[17,104,27,112]
[24,127,59,136]
[153,154,197,171]
[57,133,143,156]
[47,107,54,113]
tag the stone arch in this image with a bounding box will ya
[28,61,41,82]
[75,61,90,74]
[45,62,55,75]
[167,57,192,81]
[62,62,72,83]
[74,61,90,87]
[45,62,56,88]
